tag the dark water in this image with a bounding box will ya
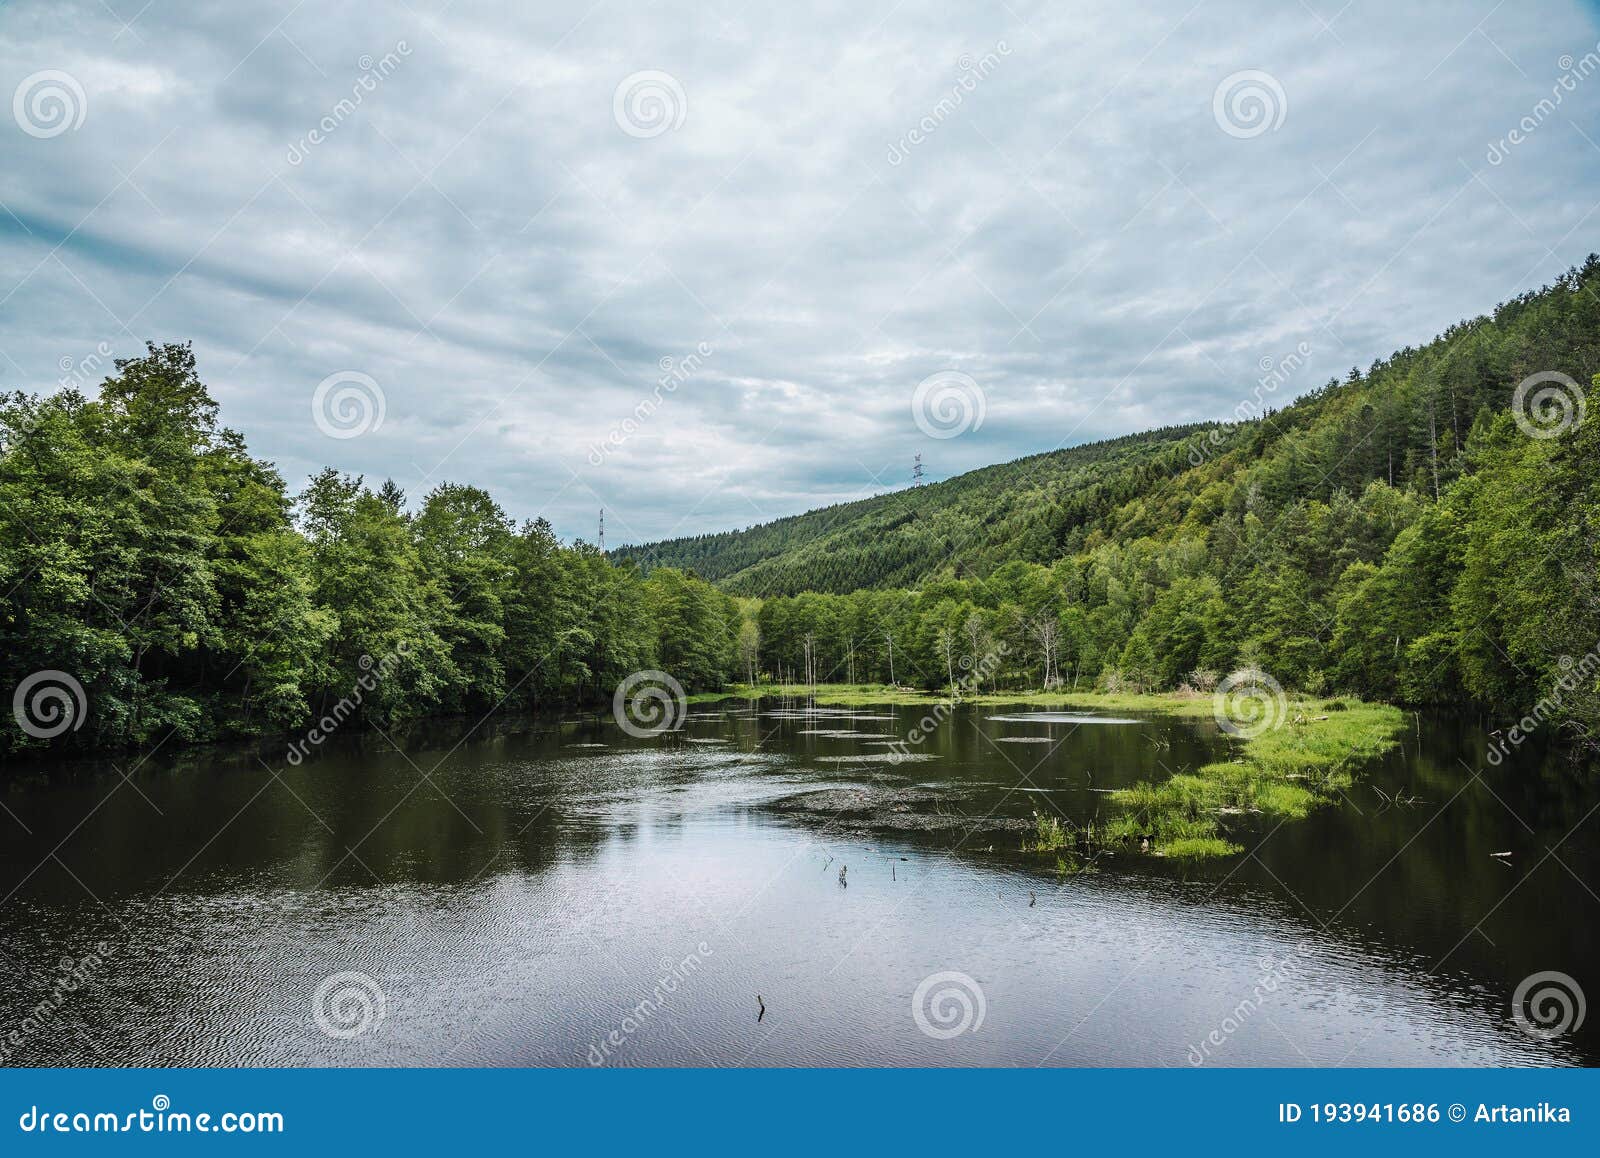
[0,701,1595,1067]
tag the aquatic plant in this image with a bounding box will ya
[1106,697,1403,859]
[702,684,1405,860]
[1025,810,1069,853]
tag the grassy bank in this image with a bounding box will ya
[700,683,1407,859]
[1101,697,1405,857]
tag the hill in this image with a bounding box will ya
[4,259,1598,759]
[610,425,1215,594]
[619,257,1600,730]
[617,258,1600,610]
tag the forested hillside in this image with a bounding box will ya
[4,259,1599,759]
[637,259,1600,734]
[609,425,1217,594]
[624,260,1600,604]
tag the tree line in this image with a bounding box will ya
[0,343,742,756]
[665,260,1600,741]
[6,257,1600,758]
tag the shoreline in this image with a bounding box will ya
[696,684,1408,859]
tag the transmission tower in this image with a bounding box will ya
[598,508,605,552]
[912,454,924,487]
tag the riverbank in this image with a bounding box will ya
[699,683,1408,858]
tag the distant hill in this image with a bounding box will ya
[610,424,1217,595]
[616,255,1600,604]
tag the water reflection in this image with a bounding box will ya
[0,700,1593,1066]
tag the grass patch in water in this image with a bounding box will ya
[1054,851,1101,877]
[1107,698,1403,859]
[697,684,1405,862]
[1162,836,1244,859]
[691,683,926,705]
[1023,810,1069,852]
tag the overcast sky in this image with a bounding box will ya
[3,0,1599,545]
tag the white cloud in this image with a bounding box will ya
[2,0,1598,544]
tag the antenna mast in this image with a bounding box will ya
[598,508,605,552]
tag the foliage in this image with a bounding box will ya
[635,259,1600,743]
[8,257,1600,757]
[0,344,741,756]
[1106,698,1405,857]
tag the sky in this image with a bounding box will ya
[3,0,1599,547]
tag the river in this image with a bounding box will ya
[0,699,1594,1066]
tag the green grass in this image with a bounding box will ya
[689,682,917,704]
[1054,851,1101,877]
[1104,698,1403,858]
[701,682,1407,861]
[1162,836,1245,859]
[1024,810,1069,853]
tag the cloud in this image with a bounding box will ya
[2,0,1598,544]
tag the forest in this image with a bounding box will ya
[0,343,741,755]
[4,258,1600,757]
[638,258,1600,741]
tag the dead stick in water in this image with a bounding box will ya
[756,994,766,1022]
